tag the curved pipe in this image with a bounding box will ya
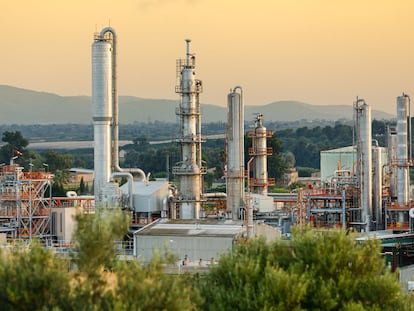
[110,172,133,209]
[232,85,243,94]
[66,191,77,198]
[99,27,146,182]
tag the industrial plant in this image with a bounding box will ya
[0,27,413,282]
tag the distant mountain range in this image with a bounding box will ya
[0,85,394,125]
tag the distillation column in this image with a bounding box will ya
[226,87,245,220]
[173,39,205,219]
[248,114,274,196]
[92,33,113,203]
[396,94,410,207]
[355,99,372,232]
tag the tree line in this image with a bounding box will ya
[0,119,391,195]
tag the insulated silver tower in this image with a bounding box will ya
[92,31,113,203]
[354,99,372,232]
[92,27,146,206]
[396,94,410,207]
[226,86,245,220]
[173,39,205,219]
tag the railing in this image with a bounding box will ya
[250,178,275,186]
[172,165,207,175]
[248,147,273,156]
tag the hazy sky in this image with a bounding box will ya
[2,0,414,114]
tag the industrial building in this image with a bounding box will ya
[0,26,413,282]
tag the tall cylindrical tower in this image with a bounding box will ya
[372,144,383,230]
[387,125,398,198]
[248,114,274,196]
[355,99,372,232]
[173,39,205,219]
[92,37,112,203]
[396,94,410,207]
[226,87,245,220]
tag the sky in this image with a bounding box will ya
[1,0,414,115]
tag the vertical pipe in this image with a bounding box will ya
[372,143,383,229]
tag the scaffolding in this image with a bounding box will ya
[0,164,53,238]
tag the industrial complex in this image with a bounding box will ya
[0,27,414,285]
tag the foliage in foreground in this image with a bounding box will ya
[0,208,199,311]
[198,227,413,311]
[0,210,412,310]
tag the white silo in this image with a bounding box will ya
[92,34,113,203]
[396,94,410,207]
[354,99,372,232]
[173,39,205,219]
[226,86,245,220]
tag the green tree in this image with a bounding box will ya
[198,227,412,311]
[113,254,200,311]
[0,130,30,164]
[0,240,71,311]
[42,150,73,195]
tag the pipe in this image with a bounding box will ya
[110,172,134,209]
[163,194,175,219]
[202,192,227,198]
[408,95,412,165]
[66,191,77,197]
[185,39,191,65]
[246,157,254,238]
[99,27,146,182]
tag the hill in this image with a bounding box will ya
[0,85,394,124]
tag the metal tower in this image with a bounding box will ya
[0,164,53,238]
[226,86,245,220]
[354,98,372,232]
[248,114,275,195]
[173,39,206,219]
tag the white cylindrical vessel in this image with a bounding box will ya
[397,95,409,206]
[92,39,112,203]
[253,115,268,195]
[355,99,372,231]
[173,39,203,219]
[226,87,245,220]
